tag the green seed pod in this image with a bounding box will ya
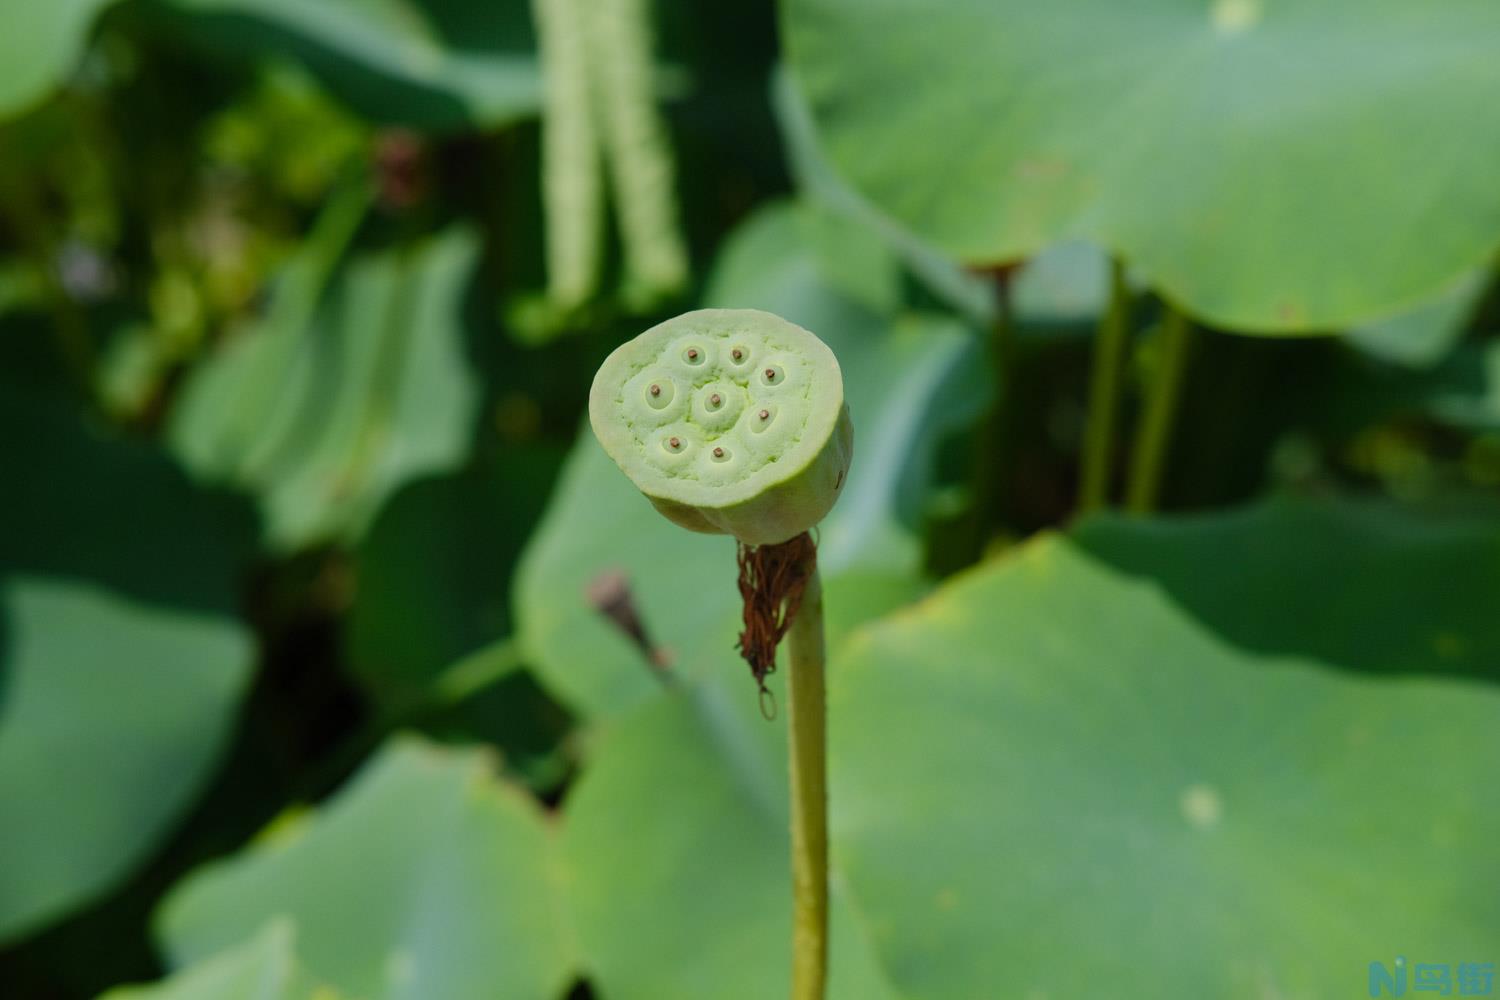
[590,308,853,546]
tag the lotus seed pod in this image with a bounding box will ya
[590,308,854,546]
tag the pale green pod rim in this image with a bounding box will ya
[589,308,846,518]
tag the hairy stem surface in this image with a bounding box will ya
[786,558,828,1000]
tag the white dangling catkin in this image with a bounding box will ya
[586,0,690,304]
[533,0,604,309]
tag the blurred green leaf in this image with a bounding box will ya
[1010,241,1112,334]
[830,504,1500,998]
[159,0,541,131]
[102,921,335,1000]
[703,198,902,326]
[1345,268,1489,369]
[348,445,563,707]
[783,0,1500,331]
[515,441,737,715]
[1322,341,1500,438]
[170,222,483,551]
[515,201,977,717]
[0,0,115,120]
[0,578,251,944]
[1422,342,1500,431]
[157,737,576,1000]
[0,391,255,945]
[0,393,255,614]
[771,68,992,326]
[777,68,1121,338]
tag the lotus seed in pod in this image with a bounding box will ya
[589,308,854,546]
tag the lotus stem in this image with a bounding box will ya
[1126,303,1195,514]
[786,556,828,1000]
[1078,257,1131,514]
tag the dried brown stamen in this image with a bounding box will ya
[735,532,817,716]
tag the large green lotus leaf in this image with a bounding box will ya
[0,0,115,120]
[515,201,978,717]
[783,0,1500,332]
[776,68,1121,338]
[102,921,335,1000]
[1073,498,1500,682]
[157,737,575,1000]
[0,578,251,944]
[829,519,1500,998]
[170,223,481,552]
[562,676,899,1000]
[770,68,992,326]
[160,0,540,131]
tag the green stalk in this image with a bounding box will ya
[1078,258,1131,514]
[963,279,1015,561]
[430,637,526,707]
[786,559,828,1000]
[1125,304,1195,514]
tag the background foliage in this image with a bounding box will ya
[1,0,1497,997]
